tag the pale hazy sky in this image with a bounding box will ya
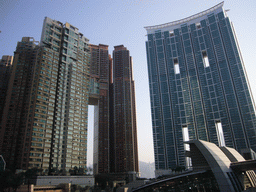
[1,0,256,166]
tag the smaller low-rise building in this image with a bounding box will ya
[34,175,94,187]
[14,184,70,192]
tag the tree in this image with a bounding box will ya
[78,167,85,175]
[69,166,79,175]
[59,169,67,176]
[87,166,93,175]
[10,173,24,192]
[0,169,24,192]
[24,167,40,181]
[74,166,78,175]
[24,168,41,192]
[0,169,13,192]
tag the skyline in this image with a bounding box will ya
[1,0,256,166]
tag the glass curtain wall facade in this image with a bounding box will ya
[145,2,256,176]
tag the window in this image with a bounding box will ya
[202,51,210,67]
[174,58,180,74]
[55,27,61,33]
[63,48,67,54]
[182,126,189,150]
[215,121,225,147]
[182,126,192,169]
[169,31,174,37]
[196,23,201,29]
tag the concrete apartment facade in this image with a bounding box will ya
[0,17,139,178]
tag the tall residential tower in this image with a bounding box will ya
[0,17,139,177]
[0,38,40,170]
[145,2,256,176]
[0,55,13,123]
[90,44,139,177]
[89,44,111,174]
[1,17,91,172]
[111,45,139,174]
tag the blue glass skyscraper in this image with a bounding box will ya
[145,2,256,176]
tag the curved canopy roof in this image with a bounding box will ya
[144,1,224,32]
